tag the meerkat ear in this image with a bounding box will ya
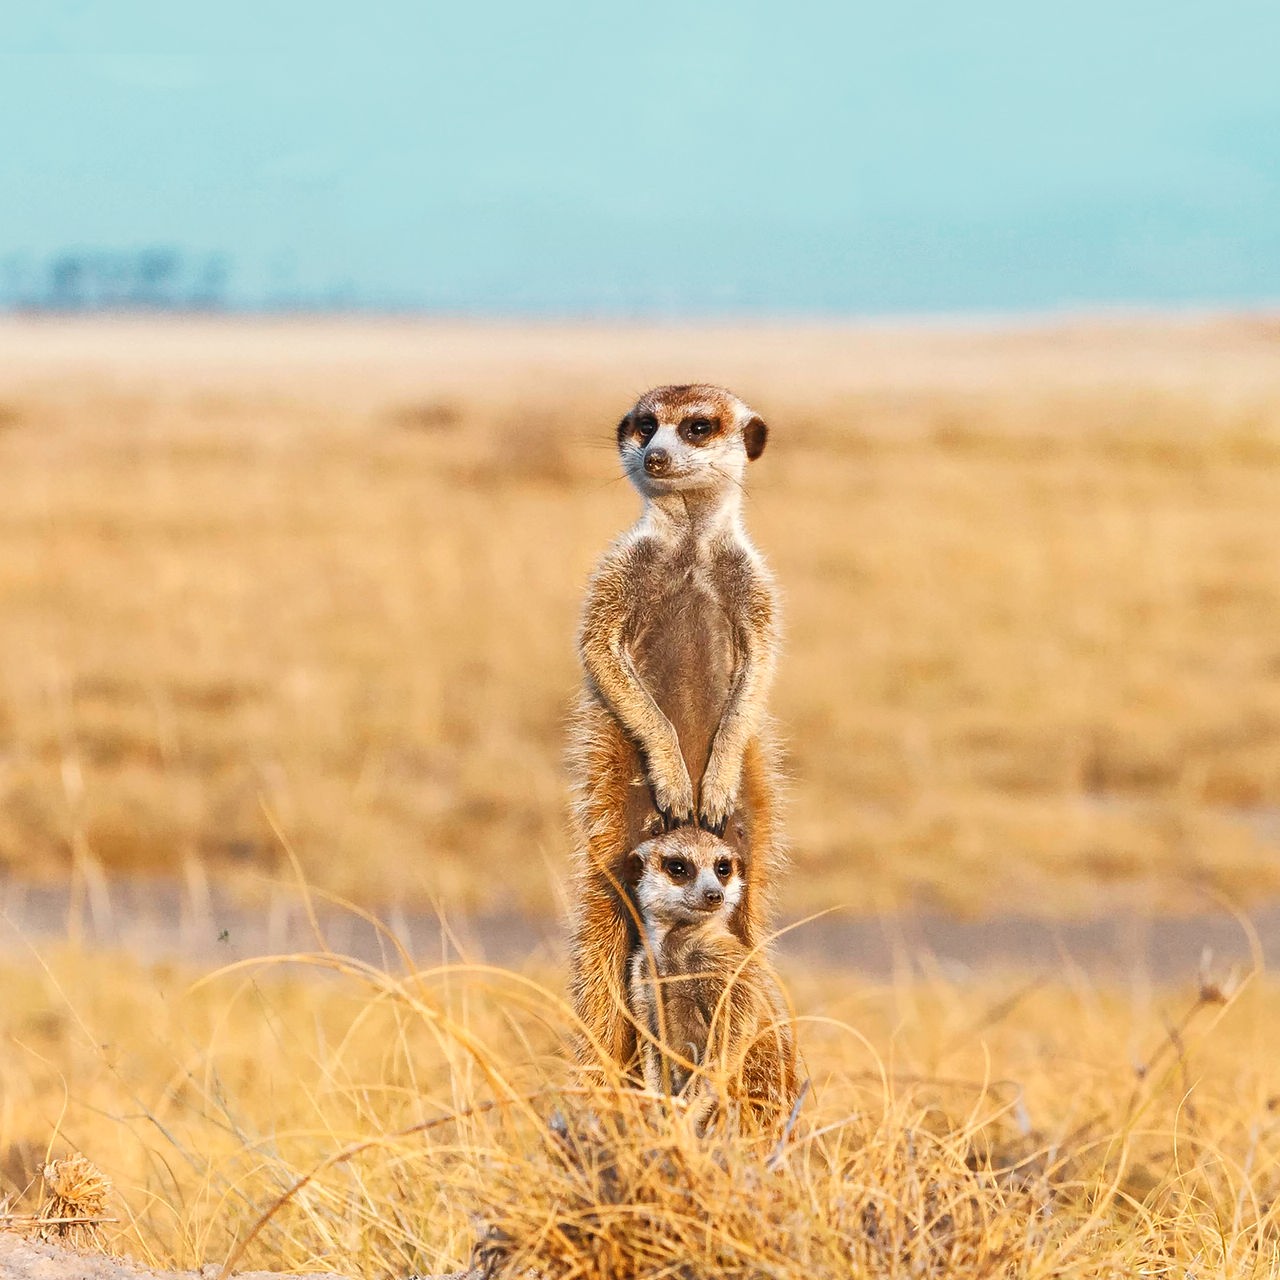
[615,413,633,446]
[624,849,645,885]
[743,414,768,461]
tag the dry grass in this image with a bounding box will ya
[1,939,1279,1278]
[34,1154,115,1249]
[1,315,1278,917]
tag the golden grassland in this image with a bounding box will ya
[1,942,1278,1278]
[1,315,1279,916]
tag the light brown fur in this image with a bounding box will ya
[625,828,797,1131]
[567,384,784,1071]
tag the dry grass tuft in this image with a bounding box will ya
[470,1090,1031,1279]
[37,1154,114,1249]
[1,1152,117,1251]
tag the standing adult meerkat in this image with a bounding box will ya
[626,827,797,1131]
[567,383,784,1070]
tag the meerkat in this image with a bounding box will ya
[626,827,797,1130]
[567,383,783,1070]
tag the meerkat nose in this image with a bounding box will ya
[702,887,724,907]
[643,447,670,476]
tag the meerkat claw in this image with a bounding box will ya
[699,812,729,838]
[652,779,694,830]
[655,802,689,832]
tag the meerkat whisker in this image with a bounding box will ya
[707,460,750,495]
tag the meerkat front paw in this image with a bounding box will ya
[697,771,739,837]
[651,765,696,828]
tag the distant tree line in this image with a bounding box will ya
[1,249,230,312]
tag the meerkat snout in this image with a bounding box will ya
[643,447,671,476]
[702,885,724,907]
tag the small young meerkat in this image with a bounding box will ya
[626,827,797,1130]
[567,384,784,1070]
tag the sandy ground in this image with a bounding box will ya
[4,312,1279,402]
[0,1234,474,1280]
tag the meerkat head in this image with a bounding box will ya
[629,827,744,928]
[616,384,767,501]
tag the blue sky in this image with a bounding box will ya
[4,2,1279,314]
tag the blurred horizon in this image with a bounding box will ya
[4,2,1279,317]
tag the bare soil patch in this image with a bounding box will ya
[0,1234,375,1280]
[1,874,1271,979]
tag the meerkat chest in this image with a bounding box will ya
[628,543,738,680]
[633,926,721,1001]
[619,535,745,775]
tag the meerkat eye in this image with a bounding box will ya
[664,857,688,879]
[715,858,732,879]
[635,415,658,443]
[686,417,715,439]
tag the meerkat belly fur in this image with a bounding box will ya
[626,828,797,1130]
[568,384,785,1070]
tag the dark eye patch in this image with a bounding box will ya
[664,857,689,880]
[634,414,658,443]
[714,859,733,880]
[681,416,719,443]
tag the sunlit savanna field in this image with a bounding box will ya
[1,315,1278,916]
[2,315,1280,1277]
